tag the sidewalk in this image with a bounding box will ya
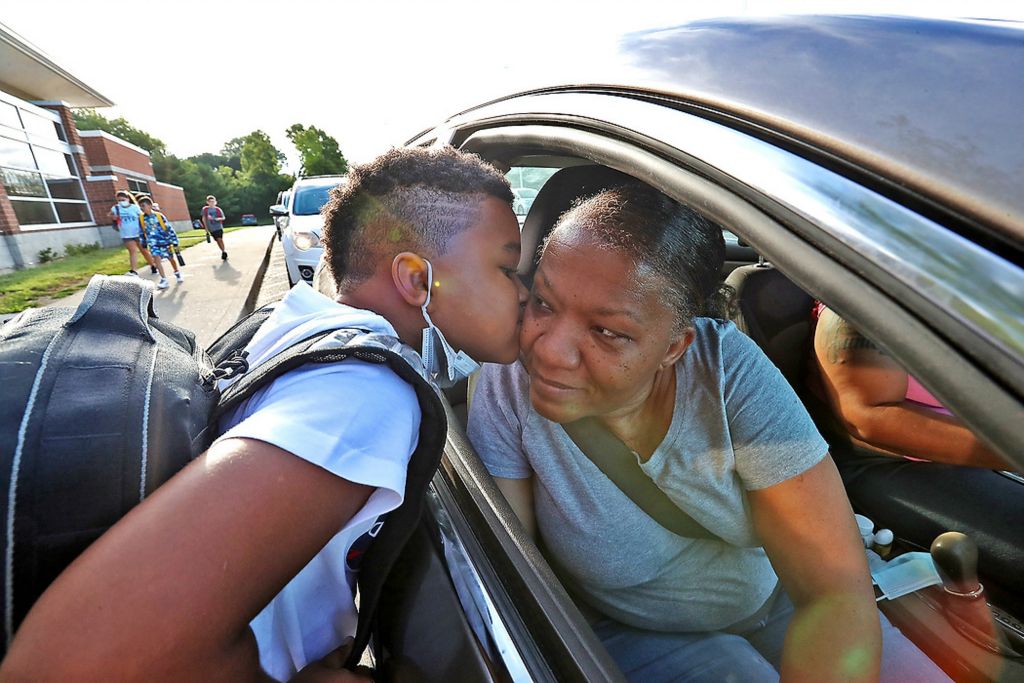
[7,225,275,348]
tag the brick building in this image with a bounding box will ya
[0,21,190,272]
[78,131,191,231]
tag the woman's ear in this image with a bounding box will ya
[662,327,696,368]
[392,252,430,307]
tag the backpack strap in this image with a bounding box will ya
[210,326,447,671]
[206,304,276,366]
[562,418,720,541]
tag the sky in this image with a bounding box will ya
[3,1,1020,171]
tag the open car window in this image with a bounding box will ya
[441,112,1024,681]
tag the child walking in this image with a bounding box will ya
[139,197,183,288]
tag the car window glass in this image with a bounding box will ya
[506,167,558,225]
[292,184,337,216]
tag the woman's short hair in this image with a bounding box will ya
[546,182,732,331]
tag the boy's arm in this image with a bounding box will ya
[1,437,373,682]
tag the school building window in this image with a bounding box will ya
[0,96,91,229]
[127,178,151,196]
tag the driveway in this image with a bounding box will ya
[3,225,275,348]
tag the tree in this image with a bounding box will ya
[71,110,292,223]
[72,109,167,157]
[217,137,244,172]
[286,124,348,176]
[240,130,283,179]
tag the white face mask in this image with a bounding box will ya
[420,260,479,388]
[118,200,130,208]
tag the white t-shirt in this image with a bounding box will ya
[215,283,422,681]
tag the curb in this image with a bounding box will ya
[237,232,277,321]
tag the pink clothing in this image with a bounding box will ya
[905,376,951,416]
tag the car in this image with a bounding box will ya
[271,189,291,240]
[344,15,1024,682]
[240,213,258,226]
[511,187,538,226]
[272,175,345,285]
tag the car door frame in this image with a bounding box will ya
[400,93,1023,680]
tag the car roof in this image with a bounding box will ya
[453,16,1024,248]
[294,175,346,187]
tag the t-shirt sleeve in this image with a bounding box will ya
[721,325,828,490]
[215,361,421,506]
[467,362,533,479]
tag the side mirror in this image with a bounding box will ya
[269,204,288,217]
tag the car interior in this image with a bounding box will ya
[368,150,1024,682]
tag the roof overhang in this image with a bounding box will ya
[0,22,113,108]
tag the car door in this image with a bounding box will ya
[390,89,1023,681]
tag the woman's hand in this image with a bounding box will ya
[750,456,881,683]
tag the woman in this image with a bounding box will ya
[468,183,948,682]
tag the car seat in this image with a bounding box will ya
[517,165,636,286]
[724,262,814,390]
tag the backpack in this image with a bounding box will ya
[0,274,447,670]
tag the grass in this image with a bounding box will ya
[0,247,134,313]
[0,224,265,313]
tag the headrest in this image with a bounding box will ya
[725,264,814,389]
[517,165,634,286]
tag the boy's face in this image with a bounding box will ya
[427,196,527,364]
[140,203,153,214]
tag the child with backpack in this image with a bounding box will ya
[138,197,183,288]
[2,147,527,682]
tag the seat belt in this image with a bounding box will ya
[562,418,720,541]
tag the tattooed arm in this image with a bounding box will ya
[813,307,1011,470]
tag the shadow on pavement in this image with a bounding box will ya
[213,261,241,283]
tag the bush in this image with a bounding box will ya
[37,247,59,263]
[64,242,100,256]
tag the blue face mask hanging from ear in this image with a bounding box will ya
[420,260,480,388]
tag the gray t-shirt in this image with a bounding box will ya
[468,318,828,632]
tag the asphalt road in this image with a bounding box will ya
[4,225,275,348]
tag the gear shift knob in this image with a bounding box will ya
[930,531,983,599]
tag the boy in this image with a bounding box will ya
[3,147,527,681]
[202,194,229,260]
[138,197,184,288]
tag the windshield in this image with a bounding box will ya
[292,184,339,216]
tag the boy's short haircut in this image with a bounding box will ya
[116,190,130,198]
[322,146,514,292]
[206,195,216,201]
[138,196,153,206]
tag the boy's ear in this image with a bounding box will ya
[391,252,430,307]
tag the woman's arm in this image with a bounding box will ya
[1,437,372,682]
[494,476,537,540]
[750,456,881,683]
[814,309,1009,469]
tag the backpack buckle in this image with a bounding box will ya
[210,350,250,382]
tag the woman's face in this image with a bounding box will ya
[520,225,692,423]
